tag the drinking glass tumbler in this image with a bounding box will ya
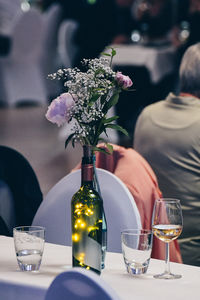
[121,229,152,275]
[13,226,45,271]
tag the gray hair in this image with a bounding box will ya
[179,43,200,98]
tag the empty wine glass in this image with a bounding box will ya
[152,198,183,279]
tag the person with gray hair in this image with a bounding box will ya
[133,42,200,267]
[179,42,200,98]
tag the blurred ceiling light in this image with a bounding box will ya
[87,0,97,4]
[131,30,141,43]
[21,1,30,12]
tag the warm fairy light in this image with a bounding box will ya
[87,226,98,232]
[88,208,94,215]
[86,208,94,216]
[75,204,83,209]
[80,222,86,228]
[87,226,93,232]
[78,253,85,266]
[79,253,85,261]
[78,252,90,269]
[74,219,87,229]
[74,203,94,217]
[72,233,80,242]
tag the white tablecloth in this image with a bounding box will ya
[0,236,200,300]
[111,44,176,84]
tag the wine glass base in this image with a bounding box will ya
[154,272,182,279]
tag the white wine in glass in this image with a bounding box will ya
[152,198,183,279]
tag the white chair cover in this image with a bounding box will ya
[45,268,121,300]
[40,4,63,98]
[57,19,78,68]
[0,8,47,106]
[0,0,22,35]
[32,168,141,253]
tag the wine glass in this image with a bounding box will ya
[152,198,183,279]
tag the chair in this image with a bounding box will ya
[0,180,15,234]
[45,268,121,300]
[32,168,141,253]
[57,19,79,68]
[0,9,47,107]
[0,0,22,36]
[0,146,43,235]
[40,4,63,99]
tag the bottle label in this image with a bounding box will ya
[73,238,102,271]
[82,164,93,182]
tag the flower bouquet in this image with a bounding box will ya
[45,48,133,153]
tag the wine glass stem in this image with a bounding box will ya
[165,243,170,274]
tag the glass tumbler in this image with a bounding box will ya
[121,229,152,275]
[13,226,45,271]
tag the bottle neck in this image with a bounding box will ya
[81,145,94,186]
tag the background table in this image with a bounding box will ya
[0,236,199,300]
[111,43,176,84]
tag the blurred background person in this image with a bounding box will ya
[133,43,200,266]
[111,0,175,145]
[170,0,200,89]
[171,0,200,50]
[131,0,173,42]
[112,0,174,45]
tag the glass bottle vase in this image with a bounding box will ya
[71,145,104,274]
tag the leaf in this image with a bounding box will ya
[93,146,111,155]
[65,133,75,148]
[102,116,119,124]
[106,124,129,136]
[96,125,108,140]
[100,94,107,106]
[72,138,76,148]
[88,94,100,106]
[102,128,108,137]
[103,93,119,113]
[105,143,113,154]
[111,48,116,57]
[101,52,111,57]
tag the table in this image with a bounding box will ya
[0,236,200,300]
[111,43,177,84]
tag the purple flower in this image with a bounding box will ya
[45,93,74,127]
[115,72,133,89]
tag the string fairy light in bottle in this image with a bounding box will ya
[71,145,103,274]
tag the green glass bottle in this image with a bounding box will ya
[92,155,107,269]
[71,145,103,274]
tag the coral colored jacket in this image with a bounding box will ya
[72,144,182,263]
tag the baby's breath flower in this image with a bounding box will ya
[45,48,133,149]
